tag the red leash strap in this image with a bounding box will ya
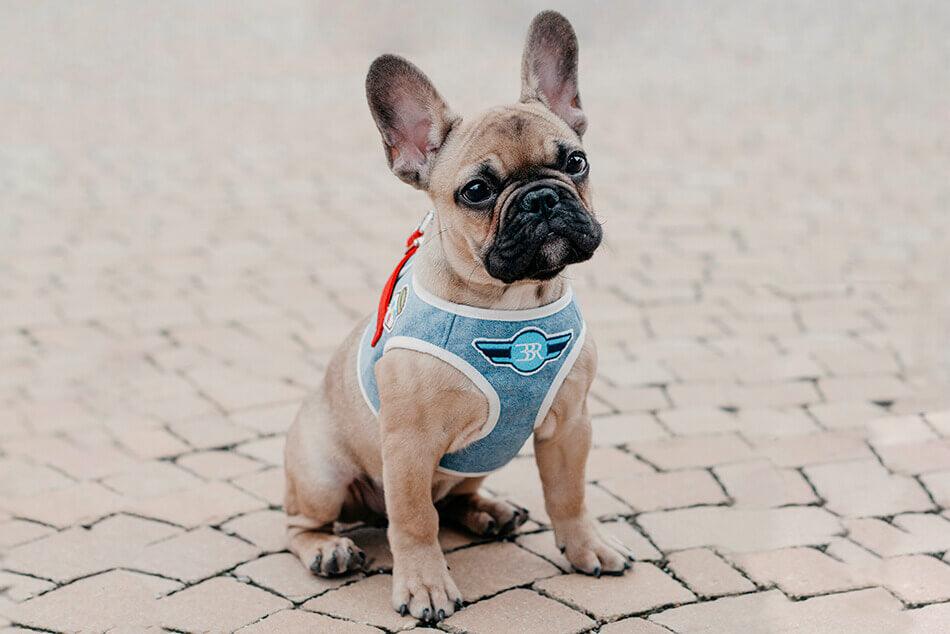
[371,212,434,347]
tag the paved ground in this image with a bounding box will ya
[2,1,950,632]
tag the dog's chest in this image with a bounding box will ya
[357,264,586,477]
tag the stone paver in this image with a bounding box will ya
[4,571,181,632]
[844,514,950,557]
[178,450,267,480]
[651,587,917,634]
[906,602,950,632]
[2,2,949,632]
[221,509,289,553]
[130,526,261,583]
[638,507,842,553]
[442,588,594,634]
[4,514,182,582]
[730,547,866,598]
[752,432,873,467]
[234,553,354,603]
[584,447,655,481]
[0,573,54,602]
[876,439,950,475]
[649,590,792,634]
[808,401,889,430]
[301,575,417,631]
[600,618,673,634]
[872,555,950,604]
[158,577,291,633]
[714,460,818,508]
[0,520,54,550]
[921,470,950,508]
[1,482,123,528]
[590,413,671,447]
[239,609,383,633]
[734,407,820,439]
[444,542,560,602]
[169,415,258,451]
[631,434,755,470]
[805,459,934,517]
[536,564,696,620]
[101,460,203,499]
[126,480,267,528]
[928,410,950,436]
[657,407,741,435]
[601,469,728,512]
[666,548,756,598]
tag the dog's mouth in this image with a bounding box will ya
[483,184,602,284]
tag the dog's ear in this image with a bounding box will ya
[366,55,457,189]
[520,11,587,137]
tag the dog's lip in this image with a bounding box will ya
[533,264,566,276]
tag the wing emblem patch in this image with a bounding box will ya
[473,327,573,375]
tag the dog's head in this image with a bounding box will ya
[366,11,601,284]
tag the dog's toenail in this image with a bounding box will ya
[399,603,408,616]
[455,598,463,609]
[437,609,446,622]
[327,552,338,573]
[558,544,566,553]
[594,566,601,578]
[310,554,322,573]
[358,550,367,563]
[422,607,430,622]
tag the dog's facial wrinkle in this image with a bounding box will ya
[484,186,601,283]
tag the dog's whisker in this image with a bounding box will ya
[418,226,451,253]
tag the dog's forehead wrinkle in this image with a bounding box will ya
[466,143,564,184]
[450,106,561,166]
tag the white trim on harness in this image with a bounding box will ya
[355,324,379,416]
[412,274,573,322]
[533,321,587,429]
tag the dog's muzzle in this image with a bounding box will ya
[484,183,602,283]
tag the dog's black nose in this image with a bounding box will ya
[519,186,560,215]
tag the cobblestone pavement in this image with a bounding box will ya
[2,1,950,632]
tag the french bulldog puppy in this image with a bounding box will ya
[284,10,632,623]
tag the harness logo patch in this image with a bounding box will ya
[473,327,573,375]
[383,285,409,332]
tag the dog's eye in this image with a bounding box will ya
[459,179,494,205]
[565,151,589,176]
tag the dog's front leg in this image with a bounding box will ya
[534,409,634,576]
[380,407,462,623]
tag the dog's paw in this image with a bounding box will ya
[391,548,462,623]
[555,518,633,577]
[443,494,530,538]
[308,536,366,577]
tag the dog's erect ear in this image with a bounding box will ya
[520,11,587,137]
[366,55,457,189]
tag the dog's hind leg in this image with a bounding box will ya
[439,477,529,537]
[286,513,366,577]
[284,394,367,577]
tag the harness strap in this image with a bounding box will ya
[371,211,434,347]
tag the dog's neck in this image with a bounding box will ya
[412,216,568,311]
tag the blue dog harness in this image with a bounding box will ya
[357,216,586,476]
